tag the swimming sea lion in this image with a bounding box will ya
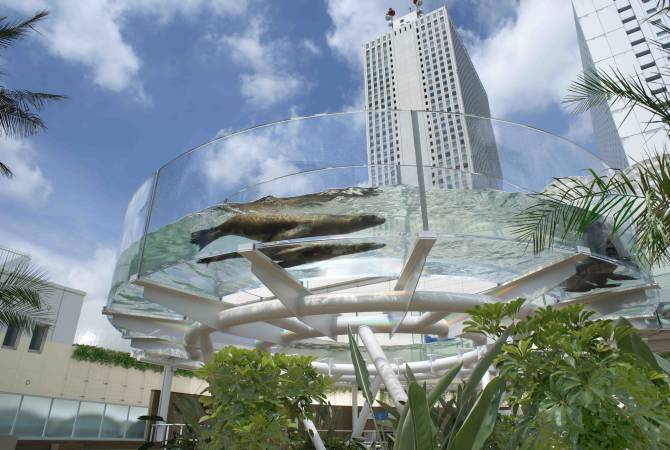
[561,258,636,293]
[197,242,386,268]
[190,213,386,250]
[217,187,381,213]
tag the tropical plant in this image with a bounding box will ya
[512,4,670,266]
[464,299,670,449]
[195,346,332,450]
[0,10,65,178]
[0,247,51,332]
[347,325,508,450]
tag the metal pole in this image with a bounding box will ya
[411,110,429,231]
[358,326,408,409]
[155,366,174,442]
[352,375,383,438]
[302,417,326,450]
[351,381,359,427]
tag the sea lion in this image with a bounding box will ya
[197,242,386,268]
[561,257,636,293]
[217,187,382,213]
[190,213,386,250]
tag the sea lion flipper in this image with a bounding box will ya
[608,273,637,281]
[191,227,222,250]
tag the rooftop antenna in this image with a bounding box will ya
[413,0,424,16]
[385,7,396,27]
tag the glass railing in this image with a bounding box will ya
[106,110,659,362]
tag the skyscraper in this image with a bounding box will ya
[363,5,501,189]
[573,0,670,168]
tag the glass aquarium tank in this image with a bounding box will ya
[106,110,662,380]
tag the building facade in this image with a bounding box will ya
[363,6,502,189]
[0,248,203,448]
[573,0,670,168]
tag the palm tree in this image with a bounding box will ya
[0,247,51,334]
[512,2,670,268]
[0,10,65,178]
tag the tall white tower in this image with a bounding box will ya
[573,0,670,168]
[363,4,502,189]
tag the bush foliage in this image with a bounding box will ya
[71,344,196,378]
[196,346,331,450]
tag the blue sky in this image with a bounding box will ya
[0,0,597,349]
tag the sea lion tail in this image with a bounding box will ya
[190,227,220,250]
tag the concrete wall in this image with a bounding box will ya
[0,340,205,407]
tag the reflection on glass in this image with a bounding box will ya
[0,393,20,434]
[73,401,104,438]
[100,403,129,438]
[13,395,51,437]
[125,406,148,439]
[45,399,78,437]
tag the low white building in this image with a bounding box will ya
[0,248,203,449]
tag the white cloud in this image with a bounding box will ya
[470,0,581,116]
[0,137,52,205]
[325,0,401,68]
[0,0,248,102]
[203,122,313,196]
[217,19,307,109]
[239,74,303,108]
[301,39,321,55]
[565,114,594,145]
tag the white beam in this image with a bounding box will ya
[391,232,437,334]
[352,375,382,438]
[483,251,590,300]
[238,245,337,338]
[358,325,407,409]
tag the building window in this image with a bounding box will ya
[28,324,48,352]
[2,325,20,349]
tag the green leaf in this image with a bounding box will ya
[446,328,509,448]
[458,329,510,414]
[408,382,434,450]
[448,377,505,450]
[427,363,462,407]
[347,326,374,406]
[615,317,662,371]
[654,353,670,377]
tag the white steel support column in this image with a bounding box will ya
[156,366,174,442]
[302,417,326,450]
[352,375,383,438]
[358,326,408,408]
[351,382,358,426]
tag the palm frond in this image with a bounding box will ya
[653,0,670,17]
[0,248,52,332]
[564,69,670,128]
[0,89,47,138]
[0,11,48,49]
[0,160,12,178]
[511,153,670,268]
[1,90,66,111]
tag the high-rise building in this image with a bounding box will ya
[573,0,670,168]
[363,5,502,189]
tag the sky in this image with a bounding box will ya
[0,0,598,350]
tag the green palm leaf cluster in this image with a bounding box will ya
[512,152,670,267]
[513,4,670,266]
[0,10,66,178]
[0,247,51,333]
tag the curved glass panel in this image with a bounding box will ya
[108,110,658,366]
